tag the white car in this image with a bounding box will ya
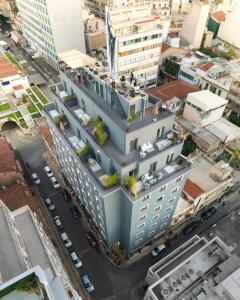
[70,251,82,268]
[50,177,60,189]
[31,173,41,185]
[45,198,55,211]
[151,244,166,257]
[53,216,63,229]
[61,232,72,248]
[44,166,53,177]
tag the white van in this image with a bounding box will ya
[70,251,82,268]
[61,232,72,247]
[151,243,166,257]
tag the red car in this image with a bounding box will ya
[86,232,99,249]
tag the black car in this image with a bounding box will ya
[3,45,11,51]
[201,207,217,220]
[182,221,199,235]
[70,204,81,219]
[61,189,71,202]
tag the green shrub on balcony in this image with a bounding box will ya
[76,143,93,156]
[102,173,120,188]
[127,111,141,123]
[91,115,109,145]
[124,176,138,196]
[53,114,64,124]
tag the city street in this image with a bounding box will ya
[2,124,240,300]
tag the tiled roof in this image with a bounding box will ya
[39,125,54,149]
[199,62,215,72]
[146,80,200,102]
[0,183,40,213]
[161,43,171,53]
[211,10,225,22]
[184,179,205,199]
[0,138,17,173]
[0,56,18,79]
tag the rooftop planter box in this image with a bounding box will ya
[91,116,109,145]
[76,143,93,156]
[101,173,120,188]
[124,176,138,197]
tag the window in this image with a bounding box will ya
[135,238,143,245]
[152,214,159,221]
[140,205,148,213]
[150,222,157,229]
[218,90,222,96]
[160,222,167,229]
[166,152,174,164]
[169,197,175,204]
[157,127,165,139]
[139,214,146,222]
[163,214,170,221]
[130,138,138,151]
[159,185,167,192]
[141,195,149,203]
[148,230,155,237]
[138,223,145,229]
[136,231,144,238]
[176,176,182,183]
[172,187,178,194]
[149,161,157,173]
[210,86,216,93]
[205,83,209,89]
[129,168,137,177]
[154,206,161,212]
[157,195,164,202]
[166,206,173,213]
[130,105,135,114]
[100,85,104,98]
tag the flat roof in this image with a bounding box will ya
[173,196,191,215]
[206,118,240,142]
[187,90,228,111]
[146,80,199,102]
[0,56,18,79]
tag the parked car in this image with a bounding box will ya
[31,173,41,185]
[70,204,81,219]
[3,44,11,51]
[44,198,55,211]
[70,251,82,268]
[151,243,166,257]
[61,232,72,247]
[201,207,217,220]
[61,189,71,202]
[82,275,94,293]
[50,177,60,189]
[86,232,98,249]
[182,221,199,235]
[53,216,63,229]
[43,165,53,177]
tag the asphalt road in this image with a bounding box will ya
[2,125,240,300]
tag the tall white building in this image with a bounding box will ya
[106,4,163,87]
[16,0,86,68]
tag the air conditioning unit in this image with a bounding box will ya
[161,288,170,298]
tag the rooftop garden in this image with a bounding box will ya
[31,86,49,105]
[127,111,141,123]
[76,142,93,156]
[101,173,120,188]
[91,116,109,145]
[199,45,236,61]
[0,102,11,112]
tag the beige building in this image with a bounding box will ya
[218,3,240,51]
[0,0,18,21]
[183,90,228,127]
[180,2,210,49]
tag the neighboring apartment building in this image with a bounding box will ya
[0,0,18,21]
[44,50,191,254]
[15,0,86,68]
[0,200,81,299]
[144,235,240,300]
[183,90,228,127]
[180,2,210,49]
[106,4,163,87]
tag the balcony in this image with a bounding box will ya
[124,156,191,198]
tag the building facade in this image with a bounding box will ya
[15,0,86,68]
[106,4,163,87]
[45,50,191,254]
